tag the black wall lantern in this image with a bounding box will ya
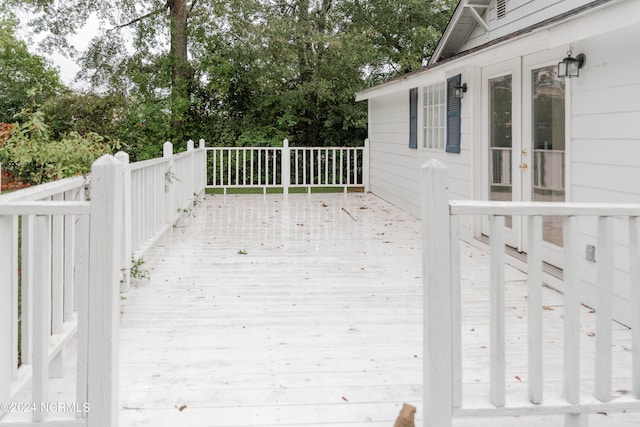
[558,51,586,78]
[453,82,468,99]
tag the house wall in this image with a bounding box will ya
[570,22,640,324]
[367,73,474,236]
[462,0,600,52]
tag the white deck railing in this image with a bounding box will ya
[422,159,640,426]
[0,141,205,426]
[206,139,370,193]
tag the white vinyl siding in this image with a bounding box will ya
[423,82,446,150]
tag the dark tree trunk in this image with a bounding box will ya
[168,0,192,138]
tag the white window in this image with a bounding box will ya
[423,82,446,150]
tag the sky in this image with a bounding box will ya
[20,13,101,89]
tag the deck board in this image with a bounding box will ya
[118,193,640,426]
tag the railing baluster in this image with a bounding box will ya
[243,149,247,185]
[212,149,217,186]
[52,194,65,336]
[527,215,543,404]
[75,214,90,418]
[346,149,351,186]
[0,214,18,402]
[274,148,278,186]
[332,149,337,185]
[353,148,359,188]
[33,215,51,422]
[235,149,240,186]
[21,215,34,365]
[227,148,232,186]
[302,149,306,185]
[489,214,506,407]
[339,150,344,185]
[595,216,614,402]
[563,215,584,426]
[250,149,255,185]
[631,216,640,398]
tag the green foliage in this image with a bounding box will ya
[130,257,149,281]
[0,107,121,185]
[0,18,65,123]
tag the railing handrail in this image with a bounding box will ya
[0,175,86,203]
[449,200,640,216]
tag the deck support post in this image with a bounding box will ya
[421,159,453,427]
[363,138,370,193]
[187,139,195,205]
[87,155,123,427]
[282,139,291,195]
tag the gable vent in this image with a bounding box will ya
[496,0,506,19]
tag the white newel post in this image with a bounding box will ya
[187,139,195,202]
[282,139,291,194]
[115,151,132,293]
[199,139,206,191]
[363,138,370,192]
[87,155,123,427]
[421,159,453,427]
[0,214,18,411]
[164,142,176,224]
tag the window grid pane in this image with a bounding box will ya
[422,82,446,150]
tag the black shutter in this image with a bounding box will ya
[446,75,462,154]
[409,88,418,149]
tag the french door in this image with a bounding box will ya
[482,56,567,263]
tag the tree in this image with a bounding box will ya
[343,0,457,82]
[0,18,64,123]
[7,0,208,138]
[6,0,456,149]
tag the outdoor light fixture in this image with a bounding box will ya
[558,51,586,78]
[453,82,468,99]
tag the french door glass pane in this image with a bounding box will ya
[532,66,565,246]
[489,74,513,228]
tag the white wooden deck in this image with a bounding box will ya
[116,193,639,427]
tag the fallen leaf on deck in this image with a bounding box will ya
[543,306,554,311]
[587,332,596,337]
[238,249,248,255]
[176,405,187,412]
[515,376,521,382]
[342,396,349,401]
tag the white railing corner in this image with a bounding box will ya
[421,159,453,427]
[87,155,124,427]
[115,151,132,293]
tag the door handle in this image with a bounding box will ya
[519,163,528,170]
